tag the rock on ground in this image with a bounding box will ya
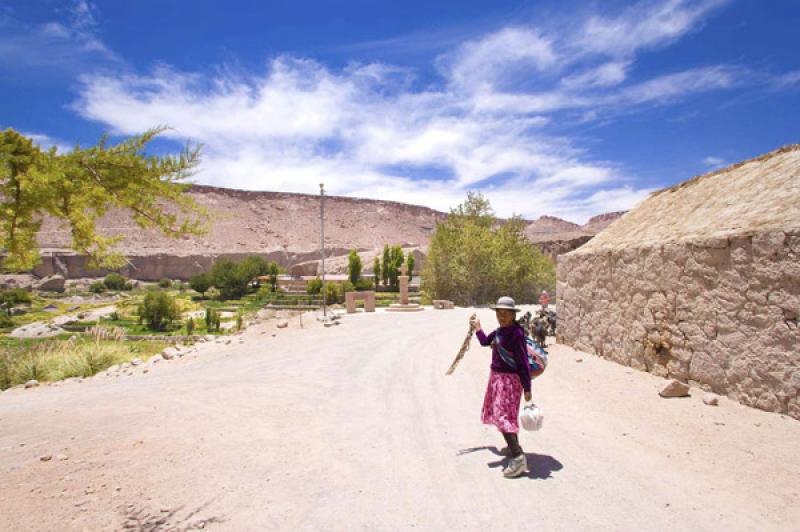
[659,379,691,398]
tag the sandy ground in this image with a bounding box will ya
[1,307,799,531]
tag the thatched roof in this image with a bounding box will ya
[574,144,800,253]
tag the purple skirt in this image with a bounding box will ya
[481,370,523,433]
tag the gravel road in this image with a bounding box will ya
[1,307,798,531]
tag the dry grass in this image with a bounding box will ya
[0,326,167,389]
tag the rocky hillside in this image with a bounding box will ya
[32,185,623,279]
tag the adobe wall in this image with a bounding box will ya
[556,230,800,419]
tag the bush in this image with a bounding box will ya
[158,278,172,288]
[140,291,179,331]
[0,314,15,329]
[186,317,195,335]
[306,278,322,295]
[354,279,374,291]
[205,307,221,332]
[89,281,105,293]
[103,273,128,291]
[0,288,31,307]
[189,273,212,297]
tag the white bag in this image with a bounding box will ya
[520,403,544,431]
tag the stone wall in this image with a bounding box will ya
[556,230,800,419]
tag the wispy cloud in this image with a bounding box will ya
[703,156,726,169]
[0,0,119,76]
[69,0,756,223]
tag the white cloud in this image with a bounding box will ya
[0,0,119,74]
[68,0,748,224]
[703,156,726,168]
[575,0,729,58]
[19,131,72,153]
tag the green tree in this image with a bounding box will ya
[372,256,380,289]
[421,192,555,305]
[210,256,265,300]
[189,273,212,297]
[381,244,390,286]
[0,128,208,272]
[186,316,195,335]
[386,245,405,291]
[267,261,280,292]
[407,253,415,282]
[347,249,362,285]
[140,290,179,331]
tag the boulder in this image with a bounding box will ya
[277,320,289,329]
[703,393,720,406]
[659,379,690,398]
[25,380,40,389]
[35,275,66,292]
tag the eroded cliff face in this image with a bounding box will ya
[557,231,800,419]
[31,184,620,279]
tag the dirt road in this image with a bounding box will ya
[1,307,799,531]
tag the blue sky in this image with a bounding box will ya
[1,0,798,223]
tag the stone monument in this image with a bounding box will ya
[386,264,423,312]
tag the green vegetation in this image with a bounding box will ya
[0,127,207,272]
[103,273,129,291]
[139,291,179,331]
[0,330,168,390]
[373,257,380,289]
[407,254,415,281]
[347,249,362,284]
[189,272,212,298]
[421,192,555,305]
[158,278,173,288]
[210,256,272,300]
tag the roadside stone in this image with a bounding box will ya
[39,455,52,462]
[25,380,39,389]
[703,393,720,406]
[161,349,176,360]
[130,358,143,366]
[277,320,289,329]
[659,379,691,398]
[149,355,163,364]
[43,304,59,312]
[56,454,69,461]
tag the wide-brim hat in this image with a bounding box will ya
[490,296,520,312]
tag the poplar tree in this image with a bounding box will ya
[372,256,380,289]
[0,127,207,272]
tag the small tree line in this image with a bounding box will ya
[348,245,415,291]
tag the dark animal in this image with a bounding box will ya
[533,318,547,348]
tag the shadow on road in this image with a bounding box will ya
[120,499,225,531]
[458,445,564,480]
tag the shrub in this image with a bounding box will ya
[0,288,31,307]
[140,291,179,331]
[210,258,263,300]
[355,279,374,291]
[186,317,195,335]
[123,282,134,291]
[189,273,212,297]
[306,278,322,295]
[158,278,172,288]
[205,308,221,332]
[89,281,105,293]
[0,314,15,329]
[103,273,128,291]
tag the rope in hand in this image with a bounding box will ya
[446,313,477,375]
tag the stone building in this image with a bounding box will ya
[557,145,800,419]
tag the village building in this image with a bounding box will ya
[556,145,800,419]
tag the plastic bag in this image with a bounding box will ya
[520,403,544,431]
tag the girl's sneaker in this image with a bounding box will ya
[502,454,527,478]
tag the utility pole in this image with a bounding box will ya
[320,183,327,318]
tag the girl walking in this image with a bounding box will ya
[471,296,531,478]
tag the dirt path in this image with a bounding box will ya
[1,307,799,531]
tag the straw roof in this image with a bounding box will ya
[574,144,800,253]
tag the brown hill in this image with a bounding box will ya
[32,185,621,279]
